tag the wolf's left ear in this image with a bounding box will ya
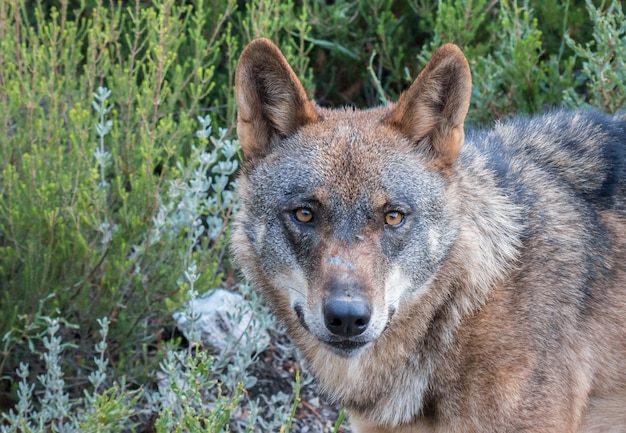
[385,44,471,166]
[236,38,320,162]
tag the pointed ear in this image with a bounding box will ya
[235,38,320,162]
[385,44,471,166]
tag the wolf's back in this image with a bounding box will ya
[466,109,626,212]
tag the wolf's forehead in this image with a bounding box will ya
[310,136,389,199]
[263,111,436,204]
[308,119,399,176]
[277,138,407,203]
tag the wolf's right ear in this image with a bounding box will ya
[235,38,320,162]
[385,44,471,166]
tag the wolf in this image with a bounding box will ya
[231,37,626,432]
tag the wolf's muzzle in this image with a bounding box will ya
[323,278,371,338]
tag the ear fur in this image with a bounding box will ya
[235,38,320,162]
[385,44,472,166]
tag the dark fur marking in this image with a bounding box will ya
[420,393,438,421]
[598,120,626,204]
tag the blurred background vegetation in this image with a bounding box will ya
[0,0,624,430]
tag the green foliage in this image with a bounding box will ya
[418,0,577,122]
[465,0,576,122]
[0,285,312,432]
[1,316,242,432]
[304,0,429,105]
[152,350,241,433]
[0,0,230,368]
[305,0,624,119]
[564,0,626,111]
[2,318,142,432]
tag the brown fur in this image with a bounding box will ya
[232,38,626,432]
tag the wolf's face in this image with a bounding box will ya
[239,115,459,356]
[233,39,471,358]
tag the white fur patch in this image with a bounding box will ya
[384,265,425,309]
[272,267,309,308]
[428,226,442,255]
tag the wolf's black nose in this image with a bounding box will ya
[323,298,371,337]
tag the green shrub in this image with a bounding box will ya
[304,0,624,120]
[0,0,235,378]
[564,0,626,111]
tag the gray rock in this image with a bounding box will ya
[173,288,270,353]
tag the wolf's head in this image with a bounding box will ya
[232,38,472,358]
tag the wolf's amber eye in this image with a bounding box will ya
[385,211,404,226]
[293,207,314,223]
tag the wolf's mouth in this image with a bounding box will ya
[323,339,369,357]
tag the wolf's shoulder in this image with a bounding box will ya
[465,109,626,208]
